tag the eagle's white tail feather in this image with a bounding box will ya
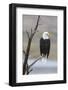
[42,56,47,63]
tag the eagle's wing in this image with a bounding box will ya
[47,39,50,58]
[40,38,43,56]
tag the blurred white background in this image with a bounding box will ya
[0,0,68,90]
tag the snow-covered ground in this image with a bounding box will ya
[28,58,57,74]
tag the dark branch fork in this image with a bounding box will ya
[23,50,42,70]
[28,56,42,69]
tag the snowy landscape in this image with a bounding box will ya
[28,58,57,74]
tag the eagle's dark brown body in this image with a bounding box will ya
[40,38,50,58]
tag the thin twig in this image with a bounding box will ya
[26,30,30,38]
[34,16,40,31]
[31,16,40,38]
[23,50,26,55]
[31,28,32,34]
[27,68,33,74]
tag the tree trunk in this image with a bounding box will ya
[23,16,40,75]
[23,38,32,75]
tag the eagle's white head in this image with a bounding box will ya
[42,32,49,40]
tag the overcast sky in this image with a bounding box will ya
[23,15,57,33]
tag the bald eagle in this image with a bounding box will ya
[40,32,50,59]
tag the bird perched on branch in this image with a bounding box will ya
[40,32,50,61]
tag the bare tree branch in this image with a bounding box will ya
[34,16,40,31]
[23,16,40,75]
[28,56,42,69]
[27,68,33,74]
[31,16,40,38]
[31,28,33,34]
[23,50,26,55]
[26,30,30,38]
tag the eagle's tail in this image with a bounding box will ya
[42,56,47,62]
